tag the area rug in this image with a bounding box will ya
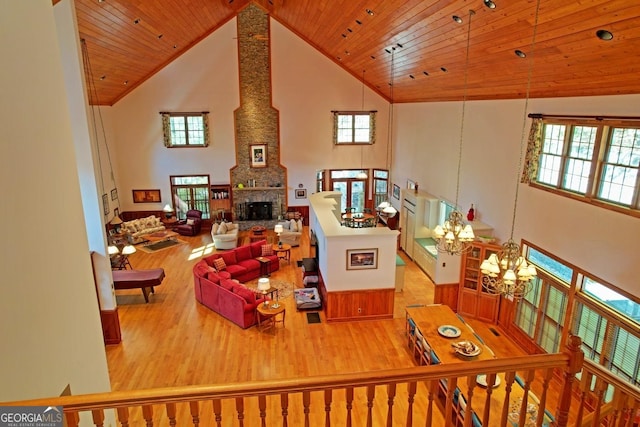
[137,239,187,253]
[306,312,321,324]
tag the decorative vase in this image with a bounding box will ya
[467,204,475,221]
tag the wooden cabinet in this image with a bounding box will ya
[458,242,501,323]
[210,184,231,220]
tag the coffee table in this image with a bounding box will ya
[249,225,267,243]
[144,230,179,244]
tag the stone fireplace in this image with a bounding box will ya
[230,5,287,229]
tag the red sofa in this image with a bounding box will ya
[192,239,280,328]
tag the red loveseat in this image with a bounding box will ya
[192,239,280,328]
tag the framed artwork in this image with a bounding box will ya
[250,144,267,168]
[102,194,109,215]
[133,189,161,203]
[392,184,400,200]
[114,208,119,218]
[407,179,416,190]
[346,248,378,270]
[295,189,307,199]
[111,188,118,201]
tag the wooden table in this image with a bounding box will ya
[273,243,291,262]
[341,212,376,227]
[144,230,179,244]
[249,225,267,242]
[405,305,553,426]
[406,305,493,364]
[256,301,285,332]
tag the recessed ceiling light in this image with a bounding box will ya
[370,55,376,59]
[596,29,613,41]
[396,43,403,48]
[134,18,140,24]
[484,0,496,9]
[366,9,374,16]
[423,71,429,76]
[356,19,362,25]
[173,45,177,49]
[100,75,106,80]
[409,74,415,79]
[452,15,463,24]
[342,33,347,38]
[347,28,353,33]
[157,34,163,39]
[124,80,128,85]
[440,67,448,72]
[515,49,526,58]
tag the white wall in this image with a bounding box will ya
[0,0,111,401]
[393,95,640,295]
[109,17,390,211]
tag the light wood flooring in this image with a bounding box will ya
[107,227,528,393]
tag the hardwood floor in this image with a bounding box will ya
[105,227,537,424]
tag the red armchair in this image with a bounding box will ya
[176,209,203,236]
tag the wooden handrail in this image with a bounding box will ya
[7,354,570,411]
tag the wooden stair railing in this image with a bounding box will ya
[575,359,640,427]
[4,349,582,427]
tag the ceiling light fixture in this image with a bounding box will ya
[596,29,613,41]
[433,9,476,256]
[453,15,463,24]
[481,0,541,301]
[366,9,374,16]
[484,0,497,9]
[378,47,397,216]
[515,49,526,58]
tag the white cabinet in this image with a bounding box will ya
[413,241,436,279]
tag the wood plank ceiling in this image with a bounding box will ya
[63,0,640,106]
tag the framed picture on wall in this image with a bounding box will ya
[407,179,416,190]
[392,184,400,200]
[346,248,378,270]
[111,188,118,201]
[102,194,109,214]
[133,189,161,203]
[295,189,307,199]
[250,144,267,168]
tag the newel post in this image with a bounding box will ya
[555,335,584,427]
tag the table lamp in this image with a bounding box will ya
[162,203,174,219]
[107,245,119,256]
[258,277,270,307]
[110,215,123,233]
[121,245,137,256]
[274,224,284,248]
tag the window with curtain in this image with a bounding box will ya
[332,111,376,144]
[161,112,210,147]
[525,117,640,216]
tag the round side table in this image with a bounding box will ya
[256,302,286,332]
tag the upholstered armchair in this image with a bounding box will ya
[176,210,203,236]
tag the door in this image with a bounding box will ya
[332,179,365,211]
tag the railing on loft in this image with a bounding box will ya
[4,337,639,426]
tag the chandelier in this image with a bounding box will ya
[481,0,541,301]
[433,9,475,255]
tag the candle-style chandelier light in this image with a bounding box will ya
[481,0,541,301]
[433,9,475,255]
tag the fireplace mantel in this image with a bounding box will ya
[235,187,285,192]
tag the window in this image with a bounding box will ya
[332,111,376,144]
[161,112,210,147]
[330,170,367,211]
[372,169,389,207]
[532,119,640,214]
[514,241,640,387]
[170,175,210,220]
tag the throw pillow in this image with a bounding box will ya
[211,223,219,235]
[297,219,303,231]
[290,218,297,232]
[186,219,195,225]
[220,279,234,291]
[217,222,228,235]
[213,258,226,271]
[261,244,273,256]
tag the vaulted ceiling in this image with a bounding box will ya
[63,0,640,106]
